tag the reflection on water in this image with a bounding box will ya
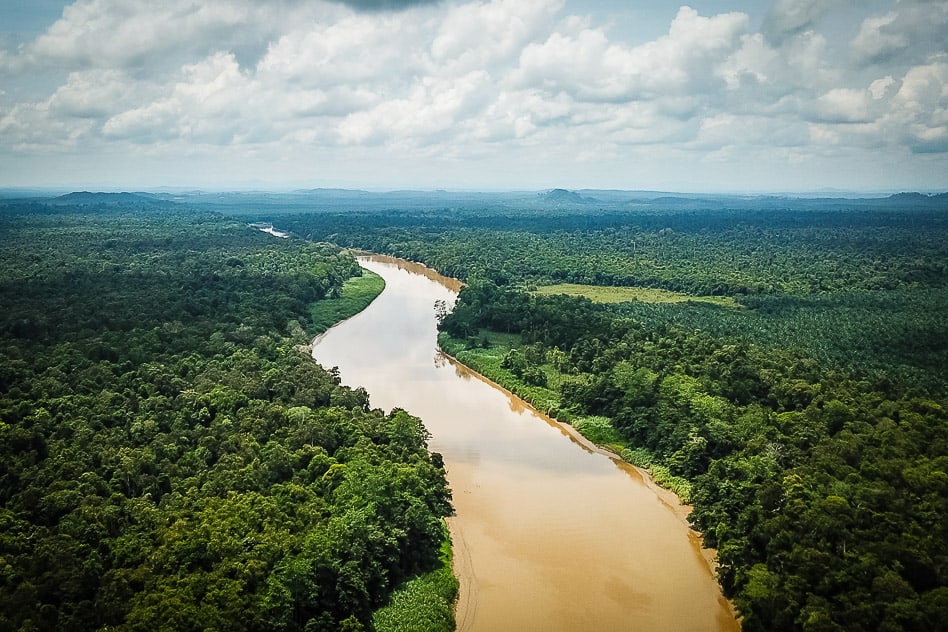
[312,255,739,632]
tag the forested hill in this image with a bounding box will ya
[271,201,948,631]
[43,187,944,214]
[0,204,454,631]
[46,191,169,207]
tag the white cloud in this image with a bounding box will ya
[337,71,492,145]
[694,112,810,152]
[716,33,777,91]
[850,1,948,67]
[102,53,257,144]
[48,70,144,119]
[813,88,874,124]
[431,0,562,73]
[761,0,840,45]
[513,7,747,103]
[329,0,441,10]
[0,0,946,190]
[17,0,340,74]
[889,61,948,153]
[850,12,907,65]
[803,62,948,154]
[259,11,425,88]
[869,75,896,100]
[471,89,572,142]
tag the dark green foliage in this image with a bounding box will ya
[269,200,948,631]
[272,203,948,292]
[0,206,451,631]
[275,203,948,389]
[440,283,948,632]
[371,523,458,632]
[309,271,386,336]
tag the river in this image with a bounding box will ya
[311,255,739,632]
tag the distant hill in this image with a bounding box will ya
[291,188,375,198]
[12,188,944,214]
[887,192,948,203]
[538,188,595,205]
[47,191,169,207]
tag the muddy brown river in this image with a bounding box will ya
[311,255,739,632]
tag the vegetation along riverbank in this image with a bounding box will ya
[272,195,948,631]
[3,189,946,631]
[0,200,455,631]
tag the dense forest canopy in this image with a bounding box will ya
[268,196,948,632]
[3,191,947,631]
[271,199,948,389]
[0,203,454,631]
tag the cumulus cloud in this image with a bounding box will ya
[869,75,896,100]
[514,7,748,103]
[102,53,256,144]
[328,0,441,10]
[431,0,561,73]
[889,61,948,153]
[812,88,874,124]
[717,27,837,112]
[258,12,426,88]
[0,0,946,189]
[850,12,906,66]
[803,61,948,155]
[761,0,840,45]
[850,1,948,67]
[48,70,145,120]
[336,71,492,145]
[14,0,330,73]
[694,113,810,151]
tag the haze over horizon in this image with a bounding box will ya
[1,0,947,193]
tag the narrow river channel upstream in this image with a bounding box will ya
[311,255,739,632]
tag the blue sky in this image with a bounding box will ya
[1,0,946,192]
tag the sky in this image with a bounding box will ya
[0,0,946,193]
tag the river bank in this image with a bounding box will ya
[437,331,695,495]
[367,253,733,616]
[312,254,739,631]
[436,342,729,592]
[309,268,385,336]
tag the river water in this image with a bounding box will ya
[311,255,738,632]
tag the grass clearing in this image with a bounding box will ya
[309,269,385,335]
[533,283,741,308]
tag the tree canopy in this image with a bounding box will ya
[0,205,453,631]
[274,199,948,631]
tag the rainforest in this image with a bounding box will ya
[270,190,948,631]
[2,189,947,632]
[0,201,455,631]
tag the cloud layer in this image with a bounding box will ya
[1,0,946,190]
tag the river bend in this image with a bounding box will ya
[311,255,738,632]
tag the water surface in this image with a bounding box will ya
[312,255,738,632]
